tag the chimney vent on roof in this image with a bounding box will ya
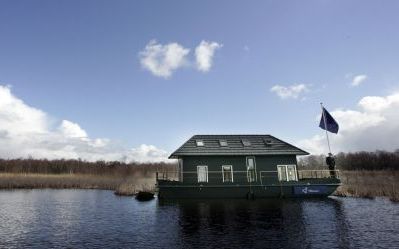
[264,139,273,147]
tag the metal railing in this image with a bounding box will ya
[297,170,340,180]
[156,169,340,184]
[259,170,340,185]
[156,171,252,182]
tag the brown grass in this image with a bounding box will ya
[0,173,155,196]
[114,178,155,196]
[334,170,399,202]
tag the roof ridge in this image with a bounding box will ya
[193,134,271,136]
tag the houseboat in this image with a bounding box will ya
[157,135,340,199]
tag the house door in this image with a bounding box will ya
[246,157,256,182]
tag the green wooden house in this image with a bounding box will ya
[157,135,340,199]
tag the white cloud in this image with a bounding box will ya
[59,120,88,138]
[0,85,169,162]
[139,40,190,78]
[358,94,399,112]
[351,74,367,86]
[124,144,169,163]
[194,40,223,72]
[298,92,399,154]
[139,40,223,77]
[0,85,48,135]
[270,84,309,99]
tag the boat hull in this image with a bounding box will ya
[157,184,340,199]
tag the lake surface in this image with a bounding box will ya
[0,190,397,249]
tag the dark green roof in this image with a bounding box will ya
[169,135,309,158]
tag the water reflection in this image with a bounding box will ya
[158,198,351,249]
[0,190,397,249]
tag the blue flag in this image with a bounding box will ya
[319,107,339,134]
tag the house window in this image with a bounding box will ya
[277,166,287,181]
[277,165,298,182]
[247,157,255,169]
[196,140,204,146]
[219,139,228,147]
[222,165,233,182]
[242,140,251,146]
[178,159,183,182]
[246,156,256,182]
[197,165,208,183]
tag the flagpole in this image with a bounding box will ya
[320,102,332,154]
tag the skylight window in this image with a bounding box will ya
[219,140,228,146]
[242,140,251,146]
[196,140,204,146]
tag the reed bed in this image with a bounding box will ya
[114,177,155,196]
[0,159,175,196]
[0,173,155,196]
[334,170,399,202]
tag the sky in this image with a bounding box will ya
[1,0,399,162]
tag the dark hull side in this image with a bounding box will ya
[158,184,340,199]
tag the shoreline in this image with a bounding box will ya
[0,171,397,202]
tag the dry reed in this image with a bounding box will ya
[114,177,155,196]
[0,173,155,196]
[334,170,399,202]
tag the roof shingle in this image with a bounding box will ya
[169,135,309,158]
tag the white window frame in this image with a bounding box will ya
[242,140,251,146]
[277,165,298,182]
[277,165,287,181]
[246,156,257,182]
[196,140,204,146]
[219,139,228,147]
[197,165,208,183]
[222,165,233,183]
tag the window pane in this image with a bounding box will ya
[219,140,228,146]
[222,166,233,182]
[287,165,297,181]
[246,157,256,182]
[197,166,208,182]
[278,166,287,181]
[242,140,251,146]
[247,158,254,169]
[196,140,204,146]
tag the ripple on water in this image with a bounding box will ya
[0,190,397,249]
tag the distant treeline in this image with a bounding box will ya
[1,150,398,175]
[299,150,399,171]
[0,158,177,176]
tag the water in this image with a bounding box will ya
[0,190,397,249]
